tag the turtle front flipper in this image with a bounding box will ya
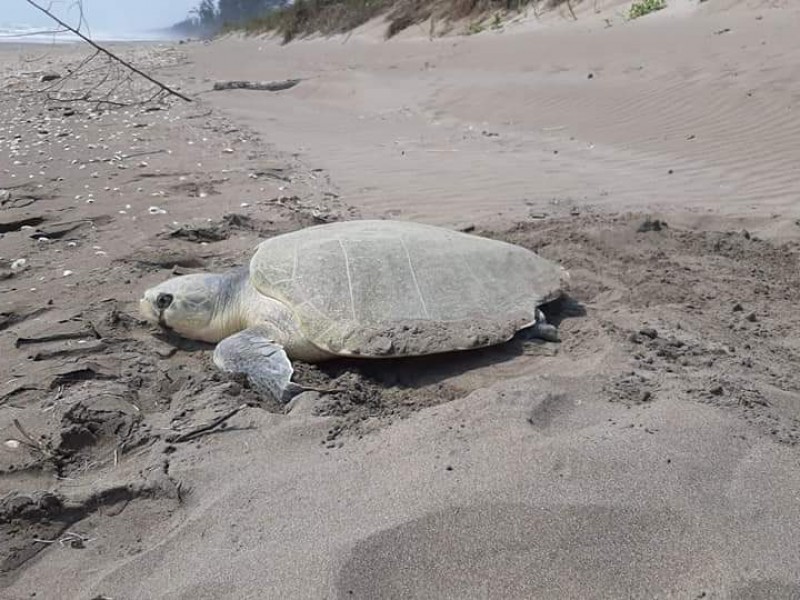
[213,327,304,403]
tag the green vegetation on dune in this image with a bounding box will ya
[237,0,392,43]
[179,0,582,43]
[628,0,666,19]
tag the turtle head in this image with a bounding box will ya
[139,271,246,343]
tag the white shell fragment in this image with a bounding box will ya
[10,258,27,271]
[148,206,167,215]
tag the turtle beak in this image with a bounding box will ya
[157,309,173,332]
[139,294,171,330]
[139,296,158,324]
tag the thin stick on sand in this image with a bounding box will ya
[23,0,192,103]
[168,404,248,443]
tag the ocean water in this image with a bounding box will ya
[0,24,174,44]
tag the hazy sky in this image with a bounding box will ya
[5,0,200,33]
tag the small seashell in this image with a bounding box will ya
[4,440,21,450]
[67,242,77,248]
[240,202,249,208]
[148,206,167,215]
[10,258,27,271]
[37,236,50,243]
[223,148,234,154]
[63,270,73,277]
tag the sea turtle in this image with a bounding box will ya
[139,220,568,401]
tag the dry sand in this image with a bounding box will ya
[2,1,800,598]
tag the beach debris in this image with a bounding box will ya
[33,530,95,549]
[639,327,659,339]
[63,270,73,277]
[11,258,28,271]
[24,0,192,106]
[637,217,668,233]
[148,206,167,215]
[212,79,301,92]
[40,72,61,83]
[0,216,46,234]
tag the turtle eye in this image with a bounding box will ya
[156,293,174,310]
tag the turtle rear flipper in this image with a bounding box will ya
[213,327,302,403]
[523,309,560,343]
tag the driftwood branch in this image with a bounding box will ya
[213,79,301,92]
[24,0,192,103]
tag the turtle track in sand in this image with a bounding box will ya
[3,212,800,585]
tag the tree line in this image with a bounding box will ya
[172,0,288,37]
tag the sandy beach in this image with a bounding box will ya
[2,1,800,598]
